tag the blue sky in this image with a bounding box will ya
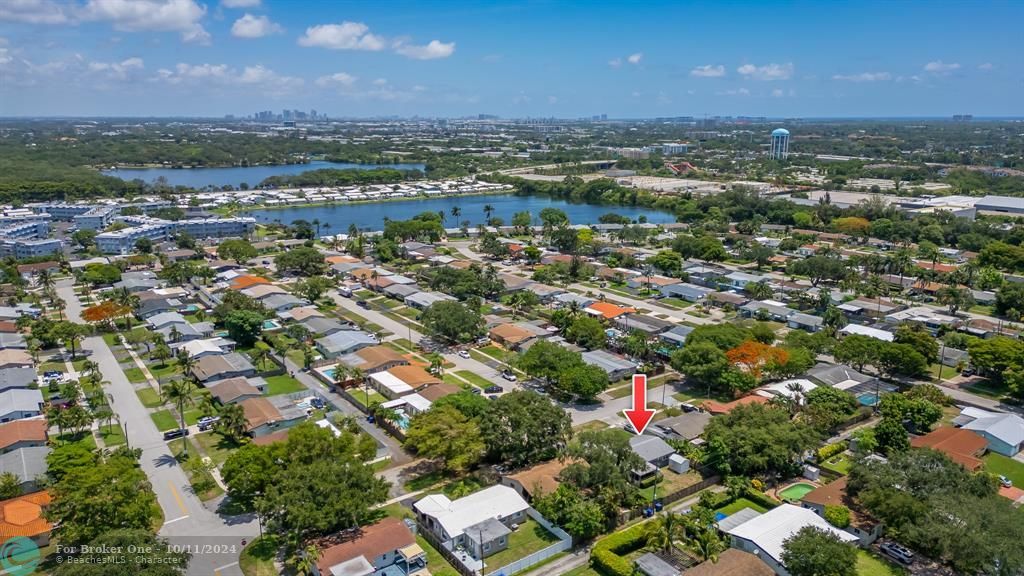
[0,0,1020,118]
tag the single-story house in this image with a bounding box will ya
[659,325,694,349]
[956,407,1024,457]
[740,300,795,322]
[146,311,189,331]
[489,323,540,349]
[786,312,823,333]
[722,271,768,290]
[684,549,773,576]
[283,306,324,323]
[316,331,377,359]
[137,298,184,319]
[369,366,441,400]
[414,485,530,560]
[629,435,676,468]
[634,552,682,576]
[313,517,425,576]
[659,282,713,302]
[300,316,351,337]
[806,364,872,389]
[614,314,675,336]
[0,350,33,370]
[418,382,462,403]
[800,477,882,546]
[191,352,257,384]
[337,345,409,376]
[553,293,595,309]
[404,291,457,310]
[179,338,233,359]
[724,504,858,575]
[240,284,288,300]
[157,321,206,343]
[383,283,420,300]
[112,278,160,293]
[911,426,988,470]
[886,306,959,334]
[585,301,635,320]
[654,412,713,443]
[627,275,684,291]
[0,367,35,392]
[0,491,53,547]
[0,445,50,491]
[262,293,305,312]
[208,377,266,405]
[524,283,566,303]
[581,350,637,381]
[17,261,59,281]
[0,419,48,454]
[0,389,43,422]
[708,291,749,308]
[756,379,817,404]
[838,324,894,342]
[501,459,575,502]
[239,397,305,437]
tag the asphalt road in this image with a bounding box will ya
[58,280,257,576]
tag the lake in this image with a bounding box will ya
[102,160,426,189]
[245,193,675,232]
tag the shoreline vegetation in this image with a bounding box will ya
[225,189,513,215]
[99,157,418,170]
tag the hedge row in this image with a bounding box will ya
[590,522,648,576]
[816,441,847,462]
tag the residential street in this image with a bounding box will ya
[58,280,257,576]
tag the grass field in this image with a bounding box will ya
[480,518,560,572]
[239,536,278,576]
[821,453,854,475]
[454,370,492,389]
[123,367,147,383]
[984,452,1024,487]
[856,549,909,576]
[150,410,178,432]
[98,424,126,446]
[263,374,306,396]
[715,497,771,516]
[168,438,224,501]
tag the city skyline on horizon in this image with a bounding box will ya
[1,0,1021,118]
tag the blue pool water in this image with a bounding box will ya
[323,368,337,381]
[263,319,281,330]
[857,392,880,407]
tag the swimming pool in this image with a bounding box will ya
[857,392,880,407]
[263,319,282,330]
[779,482,817,501]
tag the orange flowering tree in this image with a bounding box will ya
[82,301,131,326]
[725,340,789,381]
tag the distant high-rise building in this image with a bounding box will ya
[770,128,790,160]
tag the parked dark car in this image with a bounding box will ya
[484,385,504,394]
[357,300,370,309]
[163,428,189,441]
[310,397,326,410]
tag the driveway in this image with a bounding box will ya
[58,280,256,576]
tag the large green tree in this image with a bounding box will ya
[53,529,190,576]
[780,526,857,576]
[420,301,485,344]
[703,404,820,477]
[480,391,572,467]
[404,405,485,473]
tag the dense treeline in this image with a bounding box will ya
[258,167,422,188]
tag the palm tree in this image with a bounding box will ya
[483,204,495,223]
[331,364,350,391]
[162,380,195,454]
[65,405,93,436]
[312,218,321,237]
[38,269,55,292]
[46,406,69,439]
[450,206,461,220]
[251,347,271,371]
[428,353,444,376]
[176,350,196,381]
[295,545,320,576]
[745,281,773,301]
[691,527,727,562]
[53,298,66,321]
[168,325,182,344]
[115,287,140,329]
[216,403,248,442]
[645,512,686,554]
[81,360,100,379]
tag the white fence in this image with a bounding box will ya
[487,509,572,576]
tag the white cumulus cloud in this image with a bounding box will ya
[0,0,71,24]
[315,71,357,88]
[978,62,994,71]
[231,13,281,38]
[924,60,960,73]
[298,21,386,51]
[79,0,210,44]
[608,57,622,68]
[155,62,302,95]
[737,62,793,81]
[393,39,455,60]
[832,72,891,82]
[87,56,144,80]
[690,64,725,78]
[221,0,260,7]
[627,52,643,65]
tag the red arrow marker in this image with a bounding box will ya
[623,374,655,435]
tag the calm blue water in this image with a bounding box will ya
[102,160,426,189]
[245,193,675,232]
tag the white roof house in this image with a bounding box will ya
[838,324,894,342]
[959,408,1024,457]
[756,379,818,403]
[369,371,414,398]
[180,339,227,359]
[725,504,858,567]
[414,485,529,541]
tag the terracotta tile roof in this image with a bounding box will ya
[325,255,360,265]
[685,548,774,576]
[15,262,58,274]
[447,260,473,269]
[239,397,282,431]
[229,275,271,291]
[999,485,1024,504]
[586,301,635,319]
[0,322,17,334]
[207,377,262,404]
[251,429,289,446]
[0,491,52,540]
[801,477,848,507]
[700,395,769,415]
[0,420,47,451]
[387,365,441,388]
[287,307,325,322]
[915,260,957,274]
[910,427,987,471]
[316,517,415,575]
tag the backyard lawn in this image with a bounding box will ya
[715,497,771,516]
[984,452,1024,487]
[856,550,908,576]
[416,535,460,576]
[194,431,242,466]
[481,519,560,572]
[150,410,178,432]
[263,374,306,396]
[821,453,854,475]
[638,469,704,501]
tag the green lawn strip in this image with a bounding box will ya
[821,453,853,475]
[101,332,121,347]
[715,497,770,516]
[167,437,224,502]
[263,374,307,396]
[193,431,242,466]
[285,349,306,368]
[38,361,66,374]
[56,431,96,450]
[150,410,178,432]
[416,535,461,576]
[123,367,148,383]
[98,423,127,446]
[984,452,1024,486]
[454,370,493,389]
[481,519,559,572]
[350,389,388,409]
[183,408,205,426]
[963,379,1008,400]
[607,384,633,399]
[239,535,279,576]
[149,362,181,380]
[573,420,609,433]
[404,470,446,492]
[442,373,472,389]
[856,549,909,576]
